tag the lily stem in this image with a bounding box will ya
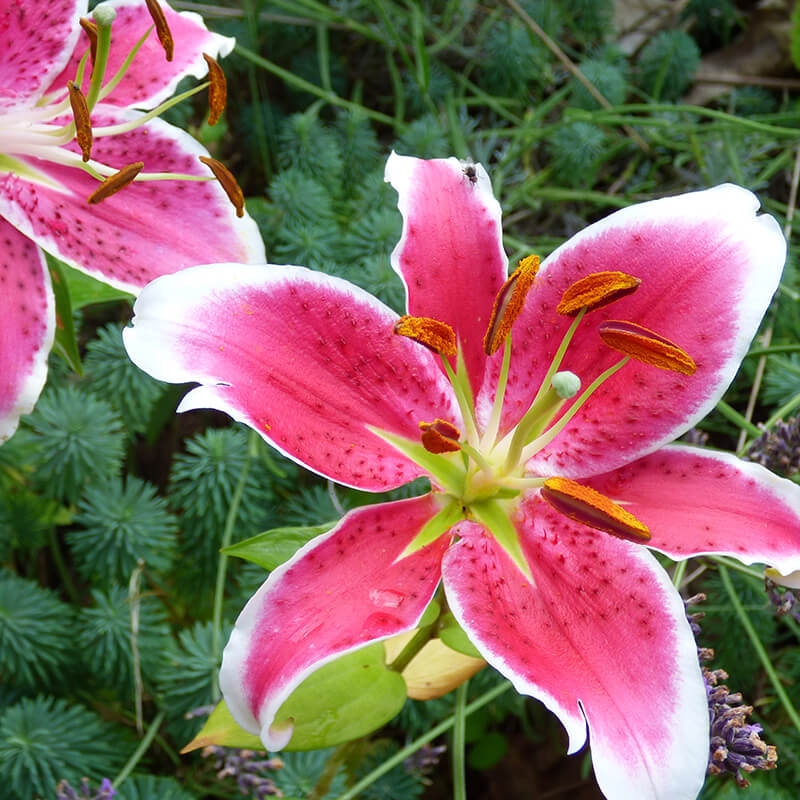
[388,623,436,674]
[337,681,512,800]
[717,563,800,736]
[112,710,166,788]
[452,680,469,800]
[210,431,258,701]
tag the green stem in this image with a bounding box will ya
[452,681,469,800]
[715,399,761,438]
[48,529,80,604]
[337,681,512,800]
[717,564,800,735]
[709,555,766,582]
[112,710,166,787]
[86,13,113,109]
[388,624,435,674]
[671,558,687,588]
[211,431,257,701]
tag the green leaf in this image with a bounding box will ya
[183,643,407,752]
[45,255,82,374]
[58,260,134,309]
[222,521,336,570]
[397,499,462,559]
[470,499,532,582]
[438,612,482,659]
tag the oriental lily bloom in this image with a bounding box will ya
[123,153,800,800]
[0,0,264,443]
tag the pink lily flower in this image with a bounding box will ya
[123,153,800,799]
[0,0,264,444]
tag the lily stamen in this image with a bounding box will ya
[67,82,92,162]
[88,161,144,204]
[145,0,174,61]
[599,320,697,375]
[199,156,246,218]
[203,53,227,125]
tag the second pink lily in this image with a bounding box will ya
[124,153,800,800]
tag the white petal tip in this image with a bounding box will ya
[261,718,294,751]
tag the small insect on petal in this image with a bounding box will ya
[88,162,144,204]
[599,320,697,375]
[79,17,98,65]
[67,81,92,162]
[199,156,245,218]
[541,477,651,542]
[483,254,540,355]
[203,53,227,126]
[145,0,174,61]
[394,315,457,357]
[557,271,641,316]
[419,419,461,454]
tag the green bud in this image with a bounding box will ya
[92,4,117,26]
[551,371,581,399]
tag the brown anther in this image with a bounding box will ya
[598,320,697,375]
[67,81,92,162]
[199,156,245,218]
[202,53,227,126]
[79,18,98,65]
[557,271,641,316]
[394,315,457,357]
[145,0,174,62]
[87,162,144,204]
[541,477,651,543]
[483,254,539,355]
[419,419,461,454]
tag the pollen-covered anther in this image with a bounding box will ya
[199,156,245,218]
[88,162,144,204]
[202,53,227,126]
[79,17,98,64]
[483,254,540,355]
[67,81,92,162]
[598,320,697,375]
[394,316,457,357]
[541,477,651,543]
[557,271,641,316]
[145,0,174,61]
[419,419,461,454]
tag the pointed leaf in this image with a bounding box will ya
[438,612,482,658]
[398,500,463,559]
[222,522,336,571]
[181,701,264,752]
[45,255,82,375]
[470,499,532,582]
[60,261,134,310]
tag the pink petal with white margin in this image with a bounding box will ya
[0,109,263,293]
[220,495,449,750]
[48,0,234,110]
[587,444,800,576]
[385,152,507,399]
[123,263,462,491]
[0,0,85,111]
[443,503,708,800]
[0,220,54,443]
[494,185,785,478]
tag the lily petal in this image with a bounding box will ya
[49,0,234,110]
[0,109,263,293]
[123,264,461,491]
[0,221,54,443]
[385,152,507,398]
[587,444,800,575]
[443,502,708,800]
[0,0,85,111]
[220,495,449,750]
[503,185,785,477]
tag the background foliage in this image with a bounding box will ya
[5,0,800,797]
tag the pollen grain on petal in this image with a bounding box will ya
[557,271,641,316]
[598,320,697,375]
[87,162,144,204]
[483,254,539,355]
[199,156,245,218]
[541,477,651,543]
[67,81,92,162]
[145,0,174,61]
[394,315,457,357]
[203,53,227,126]
[420,419,461,453]
[79,17,98,65]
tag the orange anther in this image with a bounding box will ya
[394,315,457,357]
[87,162,144,204]
[557,271,641,316]
[598,320,697,375]
[79,18,98,65]
[419,419,461,454]
[483,254,539,355]
[67,81,92,162]
[541,477,651,542]
[203,53,227,126]
[145,0,174,61]
[199,156,245,218]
